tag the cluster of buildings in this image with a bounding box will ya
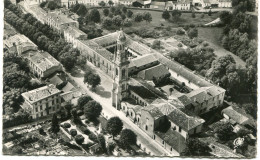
[17,1,227,155]
[52,0,232,10]
[4,29,80,121]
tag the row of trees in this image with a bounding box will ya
[162,10,182,21]
[5,1,85,71]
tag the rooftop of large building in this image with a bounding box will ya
[48,10,78,25]
[64,26,86,38]
[187,86,225,104]
[24,50,61,72]
[22,84,61,104]
[155,128,186,153]
[4,34,37,49]
[167,108,205,131]
[129,54,158,68]
[222,106,256,127]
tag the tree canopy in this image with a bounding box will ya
[84,100,102,120]
[106,117,123,138]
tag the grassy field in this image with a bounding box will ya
[130,9,219,28]
[98,8,219,31]
[198,27,246,67]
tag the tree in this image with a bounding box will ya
[75,135,85,144]
[98,1,106,7]
[200,13,205,18]
[59,51,77,71]
[46,1,60,10]
[110,6,116,13]
[126,10,133,18]
[102,17,113,28]
[89,9,101,23]
[122,6,127,13]
[122,18,133,27]
[208,9,212,16]
[119,129,137,149]
[242,103,257,119]
[187,28,198,39]
[84,100,102,120]
[219,11,232,25]
[134,12,143,22]
[103,8,109,16]
[84,72,101,89]
[172,10,182,21]
[51,113,59,134]
[151,40,161,49]
[214,123,234,141]
[11,146,23,155]
[108,0,114,6]
[162,10,170,20]
[112,15,123,26]
[181,138,211,156]
[76,4,88,16]
[106,117,123,138]
[77,95,93,110]
[192,11,196,18]
[142,12,152,23]
[97,134,106,152]
[114,7,122,16]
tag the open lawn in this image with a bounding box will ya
[98,8,219,31]
[198,27,246,67]
[130,9,219,28]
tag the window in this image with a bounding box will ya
[170,147,173,151]
[41,112,43,117]
[36,107,38,112]
[40,105,42,110]
[153,135,156,140]
[122,69,126,79]
[179,127,182,132]
[162,141,165,144]
[145,125,148,131]
[116,68,118,76]
[52,100,55,105]
[56,99,59,104]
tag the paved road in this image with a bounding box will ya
[65,64,175,156]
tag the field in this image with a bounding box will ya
[98,8,219,31]
[198,27,246,67]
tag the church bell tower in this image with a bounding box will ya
[112,29,129,110]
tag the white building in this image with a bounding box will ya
[21,84,63,119]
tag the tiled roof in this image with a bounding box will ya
[48,73,66,86]
[22,84,61,104]
[26,50,61,72]
[222,106,252,125]
[143,105,165,120]
[167,108,205,131]
[187,86,225,104]
[138,64,170,80]
[129,54,158,68]
[155,129,186,153]
[62,82,74,92]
